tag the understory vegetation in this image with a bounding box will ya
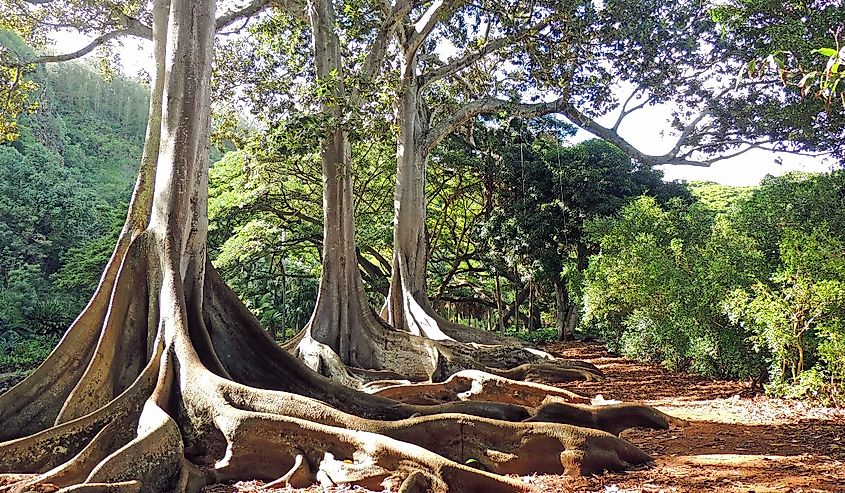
[583,173,845,403]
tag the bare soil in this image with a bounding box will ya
[204,341,845,493]
[531,342,845,493]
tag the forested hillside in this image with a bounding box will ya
[0,62,145,374]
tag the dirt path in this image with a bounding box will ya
[533,342,845,493]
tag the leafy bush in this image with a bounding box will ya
[23,299,74,337]
[726,228,845,402]
[0,335,56,373]
[583,173,845,401]
[509,328,558,344]
[582,196,764,379]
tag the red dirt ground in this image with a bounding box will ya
[533,342,845,493]
[207,341,845,493]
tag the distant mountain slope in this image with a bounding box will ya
[0,61,148,339]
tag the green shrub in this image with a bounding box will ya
[582,196,763,378]
[509,327,558,344]
[0,335,56,373]
[23,299,74,337]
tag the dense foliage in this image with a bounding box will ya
[583,173,845,403]
[476,120,688,339]
[0,62,143,373]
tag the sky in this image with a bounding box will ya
[49,30,836,187]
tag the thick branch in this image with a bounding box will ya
[29,26,152,64]
[426,94,782,167]
[406,0,452,57]
[554,99,717,166]
[360,0,414,80]
[424,96,572,153]
[422,18,551,87]
[214,0,295,31]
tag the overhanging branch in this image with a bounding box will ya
[29,26,152,64]
[215,0,294,31]
[424,94,786,167]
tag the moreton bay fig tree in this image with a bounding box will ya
[0,0,668,491]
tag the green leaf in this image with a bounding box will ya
[813,47,838,58]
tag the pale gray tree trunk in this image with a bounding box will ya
[555,280,578,341]
[295,0,385,368]
[384,49,454,341]
[383,39,516,346]
[555,281,568,341]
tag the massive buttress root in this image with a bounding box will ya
[0,239,654,492]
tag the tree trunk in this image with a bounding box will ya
[527,281,535,331]
[384,50,452,341]
[288,0,390,370]
[495,271,505,335]
[384,41,521,347]
[555,280,574,341]
[276,2,594,387]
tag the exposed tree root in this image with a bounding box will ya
[487,362,605,383]
[284,306,602,386]
[281,243,597,387]
[0,241,658,493]
[527,402,672,436]
[366,369,591,406]
[201,268,656,433]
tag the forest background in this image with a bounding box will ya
[0,0,843,405]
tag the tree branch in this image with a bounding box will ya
[360,0,414,80]
[425,96,572,153]
[215,0,290,31]
[28,26,152,64]
[406,0,451,57]
[612,86,652,131]
[422,17,551,87]
[425,95,746,167]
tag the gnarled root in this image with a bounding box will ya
[488,362,604,383]
[212,409,532,493]
[367,369,591,407]
[527,402,672,435]
[0,249,655,493]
